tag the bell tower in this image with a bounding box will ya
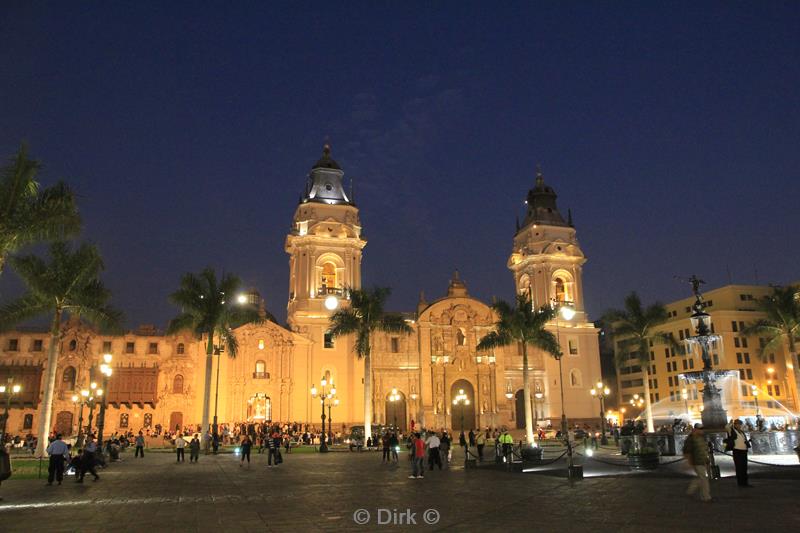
[286,144,366,327]
[508,167,587,319]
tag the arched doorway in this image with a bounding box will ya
[450,380,476,432]
[169,411,183,432]
[247,393,272,422]
[54,411,73,436]
[385,391,407,431]
[514,390,526,429]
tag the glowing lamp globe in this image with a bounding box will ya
[324,295,339,310]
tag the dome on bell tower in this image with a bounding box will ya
[520,167,569,230]
[302,144,351,205]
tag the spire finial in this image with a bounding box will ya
[323,143,331,157]
[535,163,544,187]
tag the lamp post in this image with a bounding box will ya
[96,354,113,448]
[0,380,22,441]
[552,300,576,436]
[311,376,334,452]
[590,382,610,445]
[452,389,470,433]
[751,385,760,417]
[533,389,544,434]
[85,382,101,437]
[327,397,339,445]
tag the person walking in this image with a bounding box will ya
[468,429,476,449]
[134,431,145,458]
[441,432,451,465]
[476,430,486,462]
[78,437,100,482]
[175,434,187,463]
[46,434,69,486]
[408,433,425,479]
[189,434,201,463]
[727,419,752,488]
[389,432,400,463]
[267,431,280,467]
[499,429,513,462]
[425,432,442,471]
[240,435,252,467]
[381,433,391,464]
[683,424,711,502]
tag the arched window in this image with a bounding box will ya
[177,343,185,355]
[569,368,582,388]
[554,278,566,303]
[321,262,337,290]
[144,413,153,428]
[172,374,184,394]
[518,274,531,296]
[119,413,129,428]
[456,328,467,346]
[254,360,268,379]
[61,366,76,391]
[69,339,77,351]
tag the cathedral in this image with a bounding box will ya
[0,146,603,437]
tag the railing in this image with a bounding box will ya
[317,286,344,297]
[252,372,270,380]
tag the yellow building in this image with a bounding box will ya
[615,284,799,425]
[0,147,603,438]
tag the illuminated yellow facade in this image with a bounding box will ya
[0,148,603,438]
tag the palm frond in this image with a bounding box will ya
[0,295,51,332]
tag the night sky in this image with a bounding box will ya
[1,2,798,329]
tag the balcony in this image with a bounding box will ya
[317,286,344,297]
[252,372,270,380]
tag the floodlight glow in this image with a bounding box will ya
[324,295,339,310]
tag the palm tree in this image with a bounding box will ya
[167,268,261,442]
[328,287,412,440]
[0,144,81,276]
[604,292,677,433]
[477,294,559,446]
[743,285,800,406]
[0,242,122,457]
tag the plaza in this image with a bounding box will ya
[1,446,798,532]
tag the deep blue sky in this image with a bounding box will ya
[1,1,798,329]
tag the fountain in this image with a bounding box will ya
[679,275,738,430]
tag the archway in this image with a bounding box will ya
[169,412,183,432]
[385,391,407,431]
[54,411,73,436]
[514,390,526,429]
[450,379,476,432]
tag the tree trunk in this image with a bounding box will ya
[200,334,214,444]
[35,311,61,457]
[790,347,800,414]
[363,342,372,442]
[643,366,655,433]
[522,342,535,446]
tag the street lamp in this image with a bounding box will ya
[533,389,544,434]
[552,300,576,436]
[452,389,470,433]
[388,388,401,430]
[590,382,610,445]
[751,385,760,417]
[96,354,113,449]
[311,376,335,452]
[0,380,22,441]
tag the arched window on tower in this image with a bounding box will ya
[177,343,185,355]
[554,278,566,304]
[321,262,337,293]
[254,360,269,379]
[172,374,184,394]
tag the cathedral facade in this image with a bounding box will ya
[0,147,602,437]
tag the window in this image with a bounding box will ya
[678,330,684,341]
[713,354,719,365]
[738,321,745,331]
[734,338,740,348]
[23,414,33,430]
[61,366,76,391]
[744,353,750,364]
[390,337,399,353]
[69,339,77,351]
[144,413,153,428]
[710,323,715,334]
[706,300,713,307]
[689,359,694,369]
[731,321,738,332]
[767,385,773,396]
[655,393,660,401]
[126,342,135,354]
[775,385,781,396]
[8,339,18,351]
[666,363,671,373]
[741,384,749,396]
[148,342,158,354]
[253,361,269,379]
[652,379,658,388]
[668,376,673,387]
[103,341,112,353]
[672,361,678,371]
[739,369,745,379]
[650,351,655,361]
[554,278,566,303]
[119,413,129,428]
[569,368,582,387]
[177,343,185,355]
[320,262,337,291]
[736,353,743,364]
[664,348,670,358]
[569,340,578,355]
[32,339,43,351]
[172,374,184,393]
[746,369,753,380]
[741,338,748,348]
[324,331,334,349]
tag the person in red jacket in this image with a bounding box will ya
[408,433,426,479]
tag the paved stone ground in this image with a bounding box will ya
[0,447,798,532]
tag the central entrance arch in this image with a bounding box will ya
[385,391,407,431]
[450,379,476,432]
